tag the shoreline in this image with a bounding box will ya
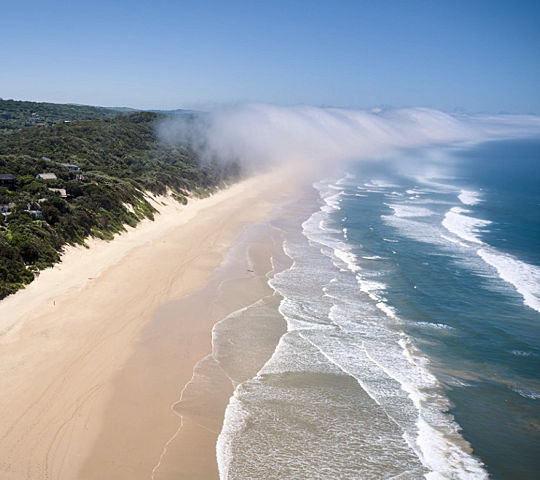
[80,218,290,479]
[0,169,301,479]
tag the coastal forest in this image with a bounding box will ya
[0,99,240,298]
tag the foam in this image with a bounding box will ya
[511,350,538,357]
[512,388,540,400]
[319,220,341,233]
[477,249,540,313]
[417,417,488,479]
[387,204,436,218]
[458,189,482,206]
[364,179,400,189]
[217,393,247,478]
[415,322,456,332]
[382,214,452,248]
[440,234,468,248]
[442,207,491,244]
[322,191,343,211]
[376,301,399,319]
[333,247,361,273]
[357,277,387,298]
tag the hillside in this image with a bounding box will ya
[0,109,240,298]
[0,98,135,132]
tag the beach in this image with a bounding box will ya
[0,169,300,480]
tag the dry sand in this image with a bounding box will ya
[0,169,298,480]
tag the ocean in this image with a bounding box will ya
[216,138,540,479]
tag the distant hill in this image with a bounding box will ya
[0,98,134,132]
[0,107,240,298]
[148,108,199,115]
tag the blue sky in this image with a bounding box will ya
[1,1,539,112]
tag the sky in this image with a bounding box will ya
[1,0,539,113]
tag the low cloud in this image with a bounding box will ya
[157,104,540,169]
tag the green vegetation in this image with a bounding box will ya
[0,98,133,132]
[0,103,240,298]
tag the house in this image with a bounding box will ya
[1,202,16,218]
[36,173,57,180]
[60,163,80,171]
[0,202,16,213]
[25,202,43,218]
[48,188,67,198]
[0,174,17,188]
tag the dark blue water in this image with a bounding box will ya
[334,138,540,478]
[455,139,540,266]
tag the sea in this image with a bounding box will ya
[216,138,540,479]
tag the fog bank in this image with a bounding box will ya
[158,104,540,167]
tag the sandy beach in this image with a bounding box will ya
[0,169,299,480]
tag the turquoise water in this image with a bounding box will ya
[218,138,539,479]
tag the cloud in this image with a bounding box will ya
[157,104,540,168]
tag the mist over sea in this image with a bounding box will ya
[216,138,540,479]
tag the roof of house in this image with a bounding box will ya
[37,173,58,180]
[48,188,67,197]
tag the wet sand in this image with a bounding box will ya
[80,222,289,480]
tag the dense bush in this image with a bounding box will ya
[0,105,241,297]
